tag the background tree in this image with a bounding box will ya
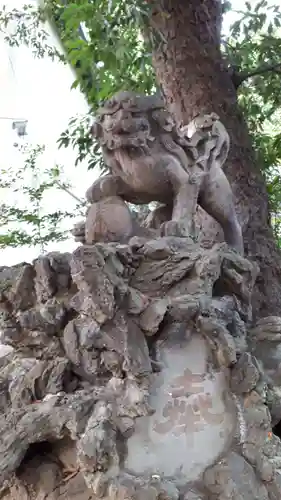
[1,0,281,318]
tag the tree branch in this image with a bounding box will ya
[54,181,85,206]
[230,62,281,89]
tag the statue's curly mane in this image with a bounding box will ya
[91,91,230,173]
[92,91,177,151]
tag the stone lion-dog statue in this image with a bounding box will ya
[83,90,243,254]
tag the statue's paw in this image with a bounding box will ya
[71,221,86,243]
[85,183,104,203]
[160,220,190,238]
[86,176,122,203]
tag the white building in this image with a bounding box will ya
[0,0,95,266]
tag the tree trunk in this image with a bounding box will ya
[148,0,281,320]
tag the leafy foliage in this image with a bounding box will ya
[43,0,155,108]
[0,145,85,250]
[224,2,281,132]
[0,3,62,60]
[49,1,281,182]
[56,113,105,172]
[0,0,156,173]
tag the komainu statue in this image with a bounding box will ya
[81,90,243,253]
[3,97,281,500]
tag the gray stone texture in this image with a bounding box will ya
[0,238,281,499]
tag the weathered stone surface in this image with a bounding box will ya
[0,238,280,500]
[139,299,168,336]
[0,314,22,345]
[230,353,261,394]
[33,253,72,303]
[33,256,57,302]
[18,299,67,334]
[0,264,30,296]
[247,316,281,428]
[204,452,269,499]
[197,314,237,367]
[249,316,281,386]
[125,328,235,484]
[86,91,243,252]
[7,264,35,311]
[0,391,96,485]
[70,245,122,324]
[82,196,154,245]
[48,252,72,290]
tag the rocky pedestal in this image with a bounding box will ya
[1,237,281,500]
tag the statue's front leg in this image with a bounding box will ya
[161,167,203,238]
[172,176,202,223]
[85,174,130,203]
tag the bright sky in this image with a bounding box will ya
[0,0,95,265]
[0,0,276,266]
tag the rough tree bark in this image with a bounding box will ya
[148,0,281,320]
